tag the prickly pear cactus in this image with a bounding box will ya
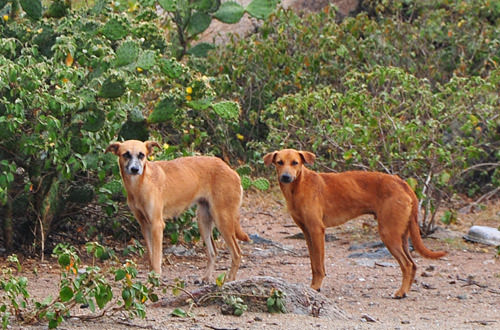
[82,110,105,132]
[98,76,126,99]
[101,18,128,41]
[115,41,139,67]
[236,165,252,176]
[148,97,178,123]
[240,175,252,190]
[212,101,239,121]
[20,0,42,20]
[251,178,270,191]
[67,184,95,204]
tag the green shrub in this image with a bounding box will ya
[0,1,245,251]
[255,66,499,231]
[206,0,500,160]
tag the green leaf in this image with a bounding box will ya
[101,18,127,41]
[187,98,213,110]
[158,0,175,11]
[20,0,42,20]
[216,273,225,287]
[241,175,252,190]
[236,165,252,176]
[57,254,70,267]
[214,1,244,23]
[171,307,187,317]
[99,76,126,99]
[246,0,276,19]
[59,286,73,302]
[187,42,215,57]
[82,110,105,132]
[148,97,178,123]
[136,50,156,70]
[159,58,184,78]
[252,178,270,191]
[115,41,139,67]
[406,177,418,191]
[193,0,220,12]
[212,101,239,120]
[187,11,212,36]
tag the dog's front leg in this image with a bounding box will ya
[132,210,154,269]
[150,218,165,275]
[296,218,326,291]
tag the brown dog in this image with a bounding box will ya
[264,149,446,298]
[106,140,249,282]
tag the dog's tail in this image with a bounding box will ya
[408,188,446,259]
[236,223,250,242]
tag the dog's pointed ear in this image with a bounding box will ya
[299,151,316,165]
[145,141,161,155]
[105,142,121,155]
[263,151,277,166]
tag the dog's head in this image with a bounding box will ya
[263,149,315,184]
[105,140,160,176]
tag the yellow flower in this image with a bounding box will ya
[163,143,169,150]
[3,15,8,21]
[186,86,193,94]
[186,95,192,101]
[137,67,143,73]
[236,133,244,141]
[148,155,155,161]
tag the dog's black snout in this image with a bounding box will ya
[280,173,293,183]
[130,167,140,174]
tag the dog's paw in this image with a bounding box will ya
[393,292,407,299]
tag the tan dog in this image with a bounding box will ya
[106,140,249,282]
[264,149,446,298]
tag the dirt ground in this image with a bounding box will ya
[3,189,500,330]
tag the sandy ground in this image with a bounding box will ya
[3,189,500,329]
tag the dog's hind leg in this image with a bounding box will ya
[211,207,243,282]
[379,221,416,298]
[197,200,216,284]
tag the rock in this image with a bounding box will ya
[348,248,391,259]
[165,245,196,257]
[155,276,349,320]
[463,226,500,246]
[428,227,463,240]
[286,232,338,242]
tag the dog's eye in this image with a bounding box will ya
[123,152,131,159]
[277,160,284,165]
[291,160,299,166]
[138,152,145,160]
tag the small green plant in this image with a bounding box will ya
[123,239,145,258]
[440,209,457,225]
[0,255,29,329]
[223,295,247,316]
[266,288,286,314]
[0,243,161,329]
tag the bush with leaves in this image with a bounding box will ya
[206,0,500,160]
[0,0,253,252]
[256,66,499,232]
[0,243,160,329]
[157,0,279,59]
